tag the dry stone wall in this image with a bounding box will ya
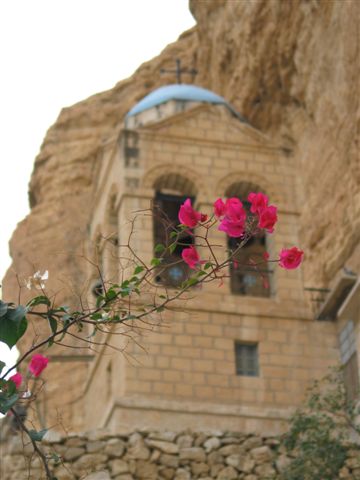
[1,428,359,480]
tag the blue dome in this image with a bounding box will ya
[126,84,244,120]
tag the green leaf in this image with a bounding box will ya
[28,429,48,442]
[186,277,199,287]
[0,301,8,318]
[169,242,177,254]
[105,289,117,301]
[196,270,207,277]
[0,360,5,375]
[0,393,19,414]
[27,295,51,308]
[48,316,57,336]
[134,265,144,275]
[0,306,28,349]
[204,262,213,270]
[156,306,165,312]
[154,243,165,254]
[151,257,162,267]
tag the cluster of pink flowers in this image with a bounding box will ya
[177,196,303,272]
[8,353,49,390]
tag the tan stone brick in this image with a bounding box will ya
[194,385,215,398]
[175,383,193,397]
[152,382,175,395]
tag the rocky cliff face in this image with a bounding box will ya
[3,0,359,428]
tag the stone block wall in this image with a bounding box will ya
[1,428,359,480]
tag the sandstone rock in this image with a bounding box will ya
[220,436,242,445]
[127,433,150,460]
[53,464,74,480]
[207,450,224,465]
[159,467,176,479]
[176,435,193,448]
[244,475,258,480]
[113,475,134,480]
[159,453,180,468]
[254,462,276,476]
[339,466,351,478]
[145,439,179,454]
[72,453,108,471]
[242,437,263,451]
[86,440,106,453]
[86,429,112,441]
[110,459,129,475]
[43,430,63,444]
[66,437,85,448]
[63,446,86,461]
[218,444,244,456]
[211,464,224,477]
[149,449,161,463]
[83,472,111,480]
[174,467,191,480]
[346,455,360,469]
[194,432,208,446]
[191,461,210,475]
[148,431,177,442]
[226,453,255,473]
[275,454,291,472]
[217,465,238,479]
[204,436,221,452]
[250,445,273,463]
[179,447,206,462]
[135,460,158,480]
[103,438,125,457]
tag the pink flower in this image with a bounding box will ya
[279,247,304,270]
[263,252,270,260]
[218,198,247,238]
[178,199,204,228]
[258,205,278,233]
[28,354,49,377]
[9,372,23,389]
[214,198,226,218]
[248,192,269,215]
[182,245,201,269]
[219,218,246,237]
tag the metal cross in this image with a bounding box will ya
[160,59,198,84]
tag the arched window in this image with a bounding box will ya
[153,174,197,287]
[226,182,272,298]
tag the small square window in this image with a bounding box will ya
[234,342,259,376]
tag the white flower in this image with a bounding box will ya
[26,270,49,290]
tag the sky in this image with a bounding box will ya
[0,0,195,370]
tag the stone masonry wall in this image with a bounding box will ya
[1,428,359,480]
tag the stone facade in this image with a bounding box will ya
[82,100,340,435]
[1,429,359,480]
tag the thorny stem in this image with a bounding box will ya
[10,407,54,480]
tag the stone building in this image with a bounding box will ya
[81,83,358,435]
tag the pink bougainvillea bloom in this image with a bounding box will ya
[218,218,246,237]
[214,198,226,218]
[279,247,304,270]
[200,213,208,223]
[182,245,201,269]
[9,372,23,389]
[263,251,270,260]
[28,354,49,377]
[247,192,269,215]
[258,205,278,233]
[215,197,247,238]
[178,199,203,228]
